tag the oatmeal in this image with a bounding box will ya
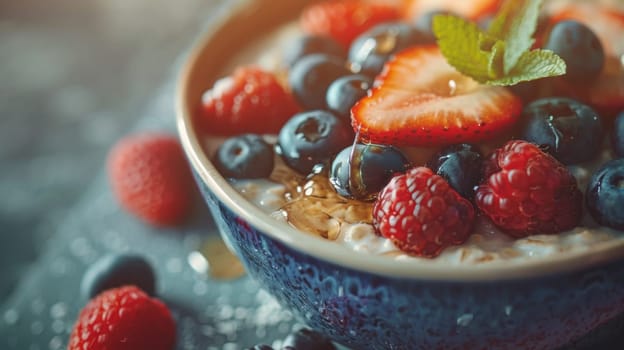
[200,0,624,263]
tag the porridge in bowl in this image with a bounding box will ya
[177,0,624,348]
[195,0,624,264]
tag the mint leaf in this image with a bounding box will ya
[432,0,565,86]
[487,39,506,78]
[432,15,493,82]
[486,49,566,85]
[488,0,543,74]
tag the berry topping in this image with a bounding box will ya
[199,66,299,136]
[546,2,624,57]
[277,110,352,174]
[543,20,605,82]
[546,3,624,115]
[108,134,194,226]
[213,134,274,179]
[521,97,604,165]
[300,0,400,48]
[348,22,434,77]
[326,74,372,120]
[282,327,336,350]
[289,54,351,110]
[613,111,624,158]
[329,143,411,201]
[586,159,624,230]
[427,143,483,200]
[283,35,347,68]
[433,0,566,86]
[81,254,156,300]
[475,140,582,238]
[68,286,176,350]
[405,0,502,21]
[351,45,522,146]
[373,167,475,258]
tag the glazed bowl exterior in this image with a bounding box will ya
[176,1,624,348]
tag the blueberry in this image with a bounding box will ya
[283,35,346,68]
[277,110,352,174]
[414,10,455,34]
[613,111,624,158]
[213,134,274,179]
[349,22,434,77]
[282,328,336,350]
[508,80,542,103]
[586,159,624,230]
[81,254,155,300]
[521,97,603,165]
[326,74,372,120]
[544,20,605,82]
[330,143,410,200]
[427,144,482,200]
[289,54,350,110]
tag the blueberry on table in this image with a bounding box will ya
[326,74,372,120]
[288,54,350,110]
[282,328,336,350]
[277,110,352,174]
[81,254,156,300]
[349,22,434,77]
[521,97,603,165]
[283,35,346,68]
[586,159,624,230]
[213,134,274,179]
[544,20,605,82]
[613,111,624,158]
[330,143,411,200]
[427,143,483,200]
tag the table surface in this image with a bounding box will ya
[0,0,225,300]
[1,1,622,349]
[0,1,308,348]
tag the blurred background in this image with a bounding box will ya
[0,0,221,302]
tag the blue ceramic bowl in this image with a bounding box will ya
[176,1,624,348]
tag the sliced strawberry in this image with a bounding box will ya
[300,0,400,48]
[405,0,502,21]
[546,2,624,116]
[351,45,523,147]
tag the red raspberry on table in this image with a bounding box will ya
[475,140,583,238]
[108,133,195,227]
[68,286,176,350]
[300,0,400,48]
[373,167,475,258]
[199,66,299,136]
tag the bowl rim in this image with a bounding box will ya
[175,0,624,282]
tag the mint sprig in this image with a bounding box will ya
[432,0,566,86]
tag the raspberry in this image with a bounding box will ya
[300,0,400,48]
[68,286,176,350]
[373,167,475,258]
[108,133,195,226]
[199,66,299,136]
[475,140,583,238]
